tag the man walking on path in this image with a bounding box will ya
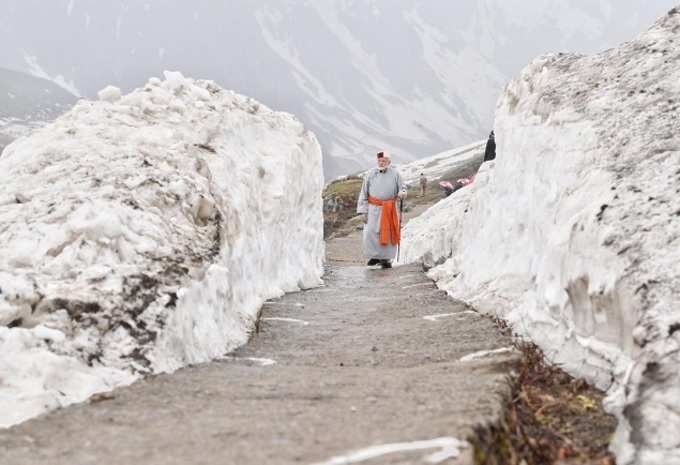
[357,151,407,269]
[419,172,427,197]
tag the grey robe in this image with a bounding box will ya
[356,166,406,260]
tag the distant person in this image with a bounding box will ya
[419,173,427,197]
[484,130,496,161]
[357,151,407,269]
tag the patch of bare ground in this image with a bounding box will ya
[471,328,617,465]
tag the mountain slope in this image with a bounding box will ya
[0,0,676,176]
[0,67,76,120]
[0,67,78,151]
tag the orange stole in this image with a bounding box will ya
[367,196,400,246]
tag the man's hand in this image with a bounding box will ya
[398,190,407,200]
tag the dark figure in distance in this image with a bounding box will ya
[484,130,496,162]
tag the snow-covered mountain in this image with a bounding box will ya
[0,67,76,120]
[0,67,77,150]
[395,141,485,186]
[0,1,676,176]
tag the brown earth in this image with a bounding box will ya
[471,341,617,465]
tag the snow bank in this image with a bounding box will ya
[0,71,324,427]
[396,186,473,270]
[400,7,680,464]
[97,85,122,103]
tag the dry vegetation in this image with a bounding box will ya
[322,176,364,238]
[471,338,617,465]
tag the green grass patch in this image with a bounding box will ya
[324,178,363,197]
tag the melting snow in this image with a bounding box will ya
[0,71,324,427]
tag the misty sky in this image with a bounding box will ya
[1,0,677,174]
[2,1,676,96]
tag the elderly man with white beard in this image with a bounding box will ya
[356,151,407,269]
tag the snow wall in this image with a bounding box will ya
[400,7,680,464]
[0,72,325,427]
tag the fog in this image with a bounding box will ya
[1,0,676,175]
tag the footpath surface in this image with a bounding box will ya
[0,229,516,465]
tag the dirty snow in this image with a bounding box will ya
[400,7,680,464]
[0,71,324,427]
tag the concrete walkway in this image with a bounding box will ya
[0,231,515,465]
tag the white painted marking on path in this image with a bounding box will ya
[423,313,457,321]
[309,437,467,465]
[262,317,310,326]
[459,347,515,362]
[264,301,306,307]
[423,310,477,321]
[221,356,277,367]
[247,357,277,366]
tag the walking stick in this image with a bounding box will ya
[397,198,404,262]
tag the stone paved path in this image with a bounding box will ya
[0,230,516,465]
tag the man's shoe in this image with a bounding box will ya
[381,260,392,269]
[367,258,380,266]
